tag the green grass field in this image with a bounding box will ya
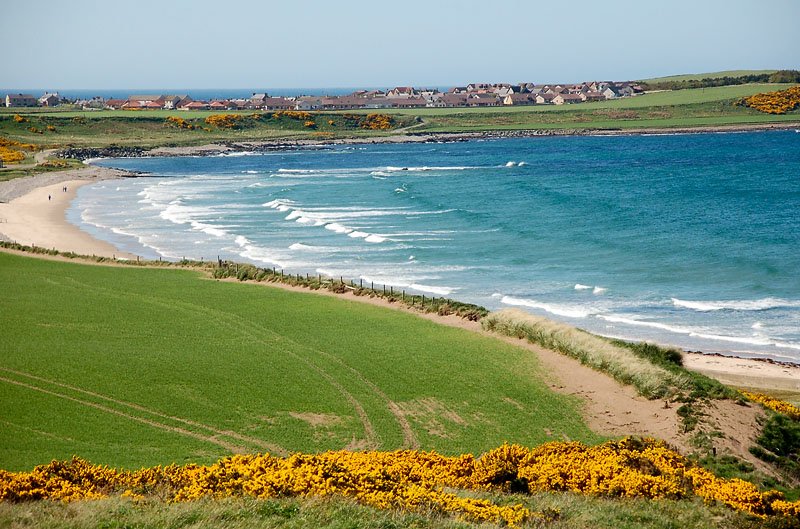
[0,252,601,471]
[638,70,779,83]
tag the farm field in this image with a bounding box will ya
[0,252,601,471]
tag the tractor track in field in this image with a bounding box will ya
[0,366,287,455]
[0,375,251,454]
[41,275,387,451]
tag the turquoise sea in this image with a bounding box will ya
[72,130,800,362]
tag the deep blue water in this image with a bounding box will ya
[72,130,800,361]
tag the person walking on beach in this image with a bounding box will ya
[48,194,51,201]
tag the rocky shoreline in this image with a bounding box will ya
[52,122,800,161]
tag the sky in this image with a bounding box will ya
[1,0,799,90]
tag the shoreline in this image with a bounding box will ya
[56,121,800,160]
[2,136,799,393]
[0,166,140,259]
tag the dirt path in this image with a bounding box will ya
[0,149,58,172]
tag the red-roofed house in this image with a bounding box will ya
[184,101,209,110]
[105,99,126,109]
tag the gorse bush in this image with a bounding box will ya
[735,86,800,114]
[2,439,799,524]
[741,392,800,421]
[482,309,692,398]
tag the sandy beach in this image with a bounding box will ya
[0,167,137,259]
[1,166,798,400]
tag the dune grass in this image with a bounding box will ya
[482,309,690,399]
[481,309,737,404]
[0,251,601,471]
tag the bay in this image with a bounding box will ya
[72,130,800,362]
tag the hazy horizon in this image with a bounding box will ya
[2,0,798,90]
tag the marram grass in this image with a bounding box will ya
[1,439,799,527]
[482,309,692,398]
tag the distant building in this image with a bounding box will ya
[127,95,162,106]
[249,93,269,109]
[503,93,534,106]
[553,93,583,105]
[39,92,60,107]
[183,101,209,111]
[391,97,427,108]
[5,93,37,107]
[295,97,323,111]
[105,99,126,109]
[386,87,416,98]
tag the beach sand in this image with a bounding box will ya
[0,173,136,259]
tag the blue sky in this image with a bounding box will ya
[2,0,798,89]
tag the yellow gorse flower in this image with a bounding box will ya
[1,439,798,524]
[735,85,800,114]
[739,391,800,421]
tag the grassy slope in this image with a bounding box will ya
[0,252,601,471]
[639,70,778,83]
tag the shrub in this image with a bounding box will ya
[735,86,800,114]
[205,114,248,129]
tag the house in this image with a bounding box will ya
[391,97,427,108]
[127,95,161,106]
[417,88,439,103]
[262,97,294,110]
[161,95,191,109]
[466,94,499,107]
[466,83,491,92]
[553,93,583,105]
[5,93,37,107]
[449,86,468,94]
[184,101,209,111]
[39,92,60,107]
[581,91,606,102]
[209,100,228,111]
[249,93,269,109]
[121,100,144,110]
[503,93,534,106]
[145,100,164,109]
[614,83,634,97]
[227,99,249,110]
[105,99,126,109]
[363,97,393,109]
[494,86,515,97]
[600,86,620,99]
[320,96,366,110]
[295,97,323,111]
[82,97,106,109]
[386,86,416,98]
[535,93,556,104]
[436,94,468,107]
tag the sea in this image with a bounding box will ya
[69,130,800,363]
